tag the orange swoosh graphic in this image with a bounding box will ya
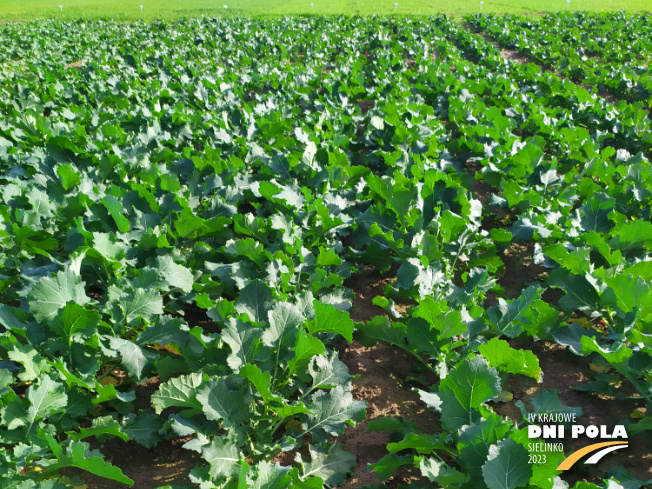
[557,441,628,470]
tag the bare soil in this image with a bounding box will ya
[337,266,436,488]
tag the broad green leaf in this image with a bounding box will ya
[197,377,251,427]
[117,288,164,325]
[296,443,355,487]
[108,337,154,381]
[248,461,291,489]
[121,411,164,448]
[50,302,100,341]
[287,330,325,377]
[42,436,133,485]
[457,412,511,473]
[201,437,242,479]
[412,296,465,339]
[7,345,49,382]
[71,415,128,442]
[28,268,89,322]
[26,376,68,433]
[155,255,194,292]
[420,458,469,487]
[236,280,274,323]
[303,385,366,443]
[552,323,600,356]
[308,352,354,389]
[548,268,599,313]
[482,438,531,489]
[151,373,204,415]
[387,431,444,454]
[478,338,541,380]
[354,315,406,348]
[486,287,541,338]
[222,318,266,371]
[306,301,354,343]
[57,163,81,190]
[263,302,303,348]
[370,453,411,481]
[101,195,130,233]
[239,364,277,401]
[581,337,633,379]
[432,356,501,432]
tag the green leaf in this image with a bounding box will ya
[628,417,652,436]
[222,318,266,371]
[548,268,599,313]
[412,296,465,339]
[28,268,89,322]
[420,457,469,487]
[201,437,242,479]
[121,411,164,448]
[56,163,81,191]
[315,248,342,267]
[101,195,131,233]
[481,438,531,489]
[303,385,366,443]
[387,431,444,454]
[552,323,600,355]
[610,219,652,254]
[108,285,164,325]
[478,338,541,380]
[248,461,291,489]
[486,287,542,338]
[263,302,303,349]
[296,443,355,487]
[236,280,274,323]
[239,364,277,402]
[580,337,633,379]
[543,244,592,275]
[306,301,354,343]
[108,338,154,381]
[354,315,406,348]
[197,377,251,428]
[155,255,194,293]
[429,356,501,432]
[42,435,134,485]
[50,302,100,341]
[151,373,204,415]
[72,415,128,442]
[457,412,511,473]
[308,352,354,389]
[287,330,325,377]
[370,452,411,480]
[26,375,67,430]
[8,345,49,382]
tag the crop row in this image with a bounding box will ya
[469,12,652,104]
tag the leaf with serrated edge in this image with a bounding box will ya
[296,443,355,487]
[151,373,204,415]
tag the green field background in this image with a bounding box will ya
[0,0,650,20]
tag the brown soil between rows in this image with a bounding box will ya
[338,265,436,488]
